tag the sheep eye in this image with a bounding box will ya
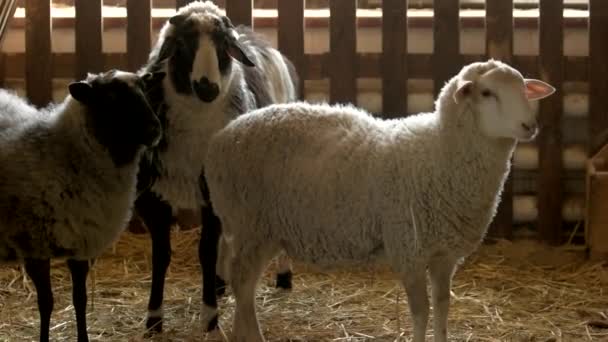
[481,89,493,98]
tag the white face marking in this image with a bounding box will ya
[473,72,540,141]
[191,33,221,90]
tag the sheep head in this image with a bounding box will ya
[452,60,555,141]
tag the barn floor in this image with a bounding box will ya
[0,229,607,342]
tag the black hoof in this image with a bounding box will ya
[144,317,163,337]
[215,275,227,296]
[276,271,293,290]
[205,314,219,332]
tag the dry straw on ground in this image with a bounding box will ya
[0,227,607,341]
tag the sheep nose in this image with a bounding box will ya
[521,122,537,132]
[192,77,219,102]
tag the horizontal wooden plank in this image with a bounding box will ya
[2,52,589,83]
[8,11,590,30]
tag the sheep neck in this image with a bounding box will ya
[432,96,517,247]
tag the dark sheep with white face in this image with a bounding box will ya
[154,9,255,103]
[0,69,165,342]
[134,1,299,335]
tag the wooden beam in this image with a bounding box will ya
[126,0,151,72]
[226,0,253,28]
[329,0,357,105]
[278,0,305,99]
[486,0,513,239]
[381,0,408,118]
[589,0,608,154]
[432,0,460,98]
[537,0,564,244]
[176,0,194,10]
[75,0,103,80]
[25,0,52,107]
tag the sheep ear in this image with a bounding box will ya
[169,14,188,27]
[68,81,93,104]
[453,80,473,104]
[142,71,166,85]
[524,79,556,101]
[221,16,235,29]
[227,39,256,67]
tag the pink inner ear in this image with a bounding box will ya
[524,79,556,100]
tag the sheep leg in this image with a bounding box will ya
[135,191,174,334]
[275,252,293,290]
[24,258,53,342]
[401,268,429,342]
[428,256,457,342]
[231,243,278,342]
[199,203,223,331]
[67,258,90,342]
[216,234,231,285]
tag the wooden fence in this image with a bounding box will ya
[3,0,608,244]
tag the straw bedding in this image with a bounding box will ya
[0,227,607,341]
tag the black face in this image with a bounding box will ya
[68,70,165,166]
[157,13,256,103]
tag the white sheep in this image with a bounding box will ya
[135,1,299,333]
[0,69,165,342]
[204,60,555,342]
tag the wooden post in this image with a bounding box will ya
[381,0,407,118]
[486,0,513,239]
[176,0,195,10]
[329,0,357,105]
[226,0,253,28]
[432,0,460,98]
[75,0,103,80]
[537,0,564,245]
[25,0,52,107]
[278,0,305,99]
[589,0,608,154]
[127,0,151,72]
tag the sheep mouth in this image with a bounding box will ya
[517,128,538,141]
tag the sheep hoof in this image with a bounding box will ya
[275,271,293,290]
[144,317,163,336]
[206,314,219,332]
[201,304,219,332]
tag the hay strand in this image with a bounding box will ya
[0,229,606,341]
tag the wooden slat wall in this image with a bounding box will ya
[432,0,460,98]
[589,1,608,154]
[1,53,590,83]
[537,0,564,244]
[278,0,305,99]
[25,0,52,107]
[75,0,103,80]
[486,0,513,239]
[176,0,194,10]
[226,0,253,28]
[381,0,407,118]
[329,0,357,105]
[126,0,151,72]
